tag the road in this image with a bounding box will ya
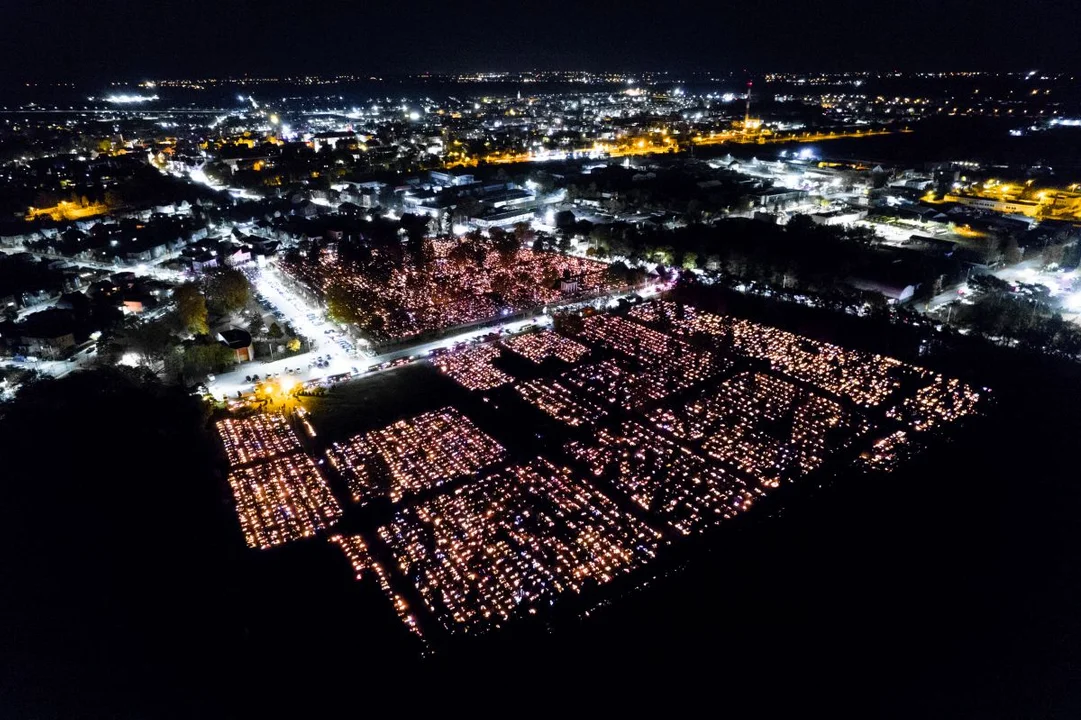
[1,352,89,391]
[4,239,655,397]
[251,265,362,360]
[2,247,187,283]
[205,314,552,399]
[206,263,654,399]
[183,165,263,201]
[3,245,189,322]
[921,259,1081,320]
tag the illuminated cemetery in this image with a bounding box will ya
[219,300,984,640]
[326,407,506,504]
[216,414,343,549]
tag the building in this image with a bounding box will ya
[121,298,145,314]
[751,187,808,209]
[472,207,536,229]
[809,208,868,227]
[18,309,76,359]
[217,328,254,363]
[944,194,1041,217]
[429,170,475,187]
[846,262,921,304]
[847,276,917,303]
[403,190,457,219]
[190,251,219,273]
[358,187,381,208]
[220,242,252,267]
[311,131,359,153]
[901,235,957,256]
[479,187,534,210]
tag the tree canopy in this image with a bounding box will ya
[205,268,250,314]
[247,314,265,338]
[174,283,209,335]
[179,338,234,381]
[114,316,176,370]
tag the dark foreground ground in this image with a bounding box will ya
[2,313,1080,717]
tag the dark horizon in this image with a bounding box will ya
[4,0,1078,84]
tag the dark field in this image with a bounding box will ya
[299,363,463,443]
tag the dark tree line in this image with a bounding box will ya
[581,215,959,299]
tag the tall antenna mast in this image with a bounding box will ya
[744,80,752,128]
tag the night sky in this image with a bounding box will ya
[3,0,1078,82]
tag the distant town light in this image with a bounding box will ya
[105,94,158,104]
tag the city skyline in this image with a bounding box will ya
[4,0,1079,85]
